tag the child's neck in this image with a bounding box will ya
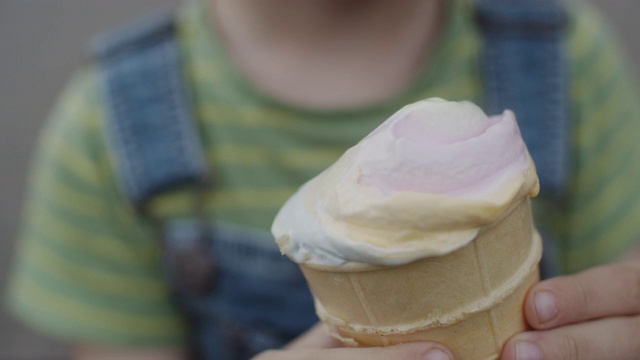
[211,0,446,110]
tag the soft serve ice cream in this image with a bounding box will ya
[272,98,539,269]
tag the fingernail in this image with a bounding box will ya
[534,290,558,324]
[422,348,451,360]
[516,340,544,360]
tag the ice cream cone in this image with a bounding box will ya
[272,99,543,359]
[299,198,542,360]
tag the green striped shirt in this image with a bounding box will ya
[7,0,640,347]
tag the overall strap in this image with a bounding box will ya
[93,13,217,299]
[475,0,570,198]
[92,12,210,211]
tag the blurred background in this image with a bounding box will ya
[1,1,639,359]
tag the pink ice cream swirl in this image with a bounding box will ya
[272,98,539,269]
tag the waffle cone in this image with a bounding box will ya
[300,198,542,360]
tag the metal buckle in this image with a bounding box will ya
[158,175,219,296]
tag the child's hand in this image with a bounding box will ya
[252,323,454,360]
[501,261,640,359]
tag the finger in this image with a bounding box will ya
[501,315,640,360]
[524,262,640,329]
[254,342,454,360]
[284,323,344,349]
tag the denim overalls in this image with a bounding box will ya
[93,1,569,359]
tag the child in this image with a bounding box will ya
[8,0,640,359]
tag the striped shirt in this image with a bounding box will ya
[8,0,640,347]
